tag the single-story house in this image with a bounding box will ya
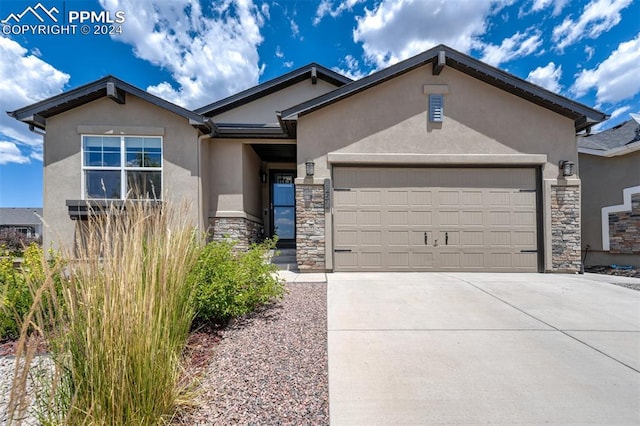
[579,117,640,267]
[8,45,607,273]
[0,208,43,239]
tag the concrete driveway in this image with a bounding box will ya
[327,273,640,425]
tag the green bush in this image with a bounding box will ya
[0,243,41,341]
[189,238,285,323]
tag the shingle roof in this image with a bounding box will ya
[281,44,607,133]
[578,119,640,151]
[0,208,43,226]
[194,63,352,117]
[7,76,212,133]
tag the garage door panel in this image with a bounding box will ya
[360,230,382,246]
[359,190,381,206]
[513,230,536,246]
[513,191,536,206]
[488,191,511,206]
[411,252,434,267]
[439,211,460,225]
[409,191,433,205]
[359,252,383,268]
[409,210,432,226]
[461,210,483,225]
[389,231,410,246]
[513,211,535,226]
[335,209,357,225]
[461,191,483,205]
[439,191,459,205]
[358,210,381,225]
[489,231,511,246]
[333,167,538,272]
[461,231,484,246]
[490,211,511,226]
[387,210,409,226]
[388,252,410,268]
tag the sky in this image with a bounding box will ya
[0,0,639,207]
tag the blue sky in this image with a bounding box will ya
[1,0,639,207]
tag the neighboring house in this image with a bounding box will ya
[8,45,607,273]
[578,118,640,267]
[0,208,43,239]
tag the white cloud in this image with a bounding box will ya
[584,45,595,61]
[591,105,631,131]
[571,33,640,104]
[290,17,301,39]
[531,0,568,15]
[99,0,265,109]
[0,141,30,165]
[261,3,270,20]
[0,36,70,165]
[552,0,632,51]
[526,62,562,93]
[275,45,284,58]
[480,29,542,67]
[283,61,294,68]
[332,54,366,80]
[353,0,510,69]
[314,0,364,25]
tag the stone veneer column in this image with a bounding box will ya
[296,184,326,271]
[550,185,581,272]
[609,194,640,254]
[209,217,263,251]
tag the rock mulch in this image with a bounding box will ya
[175,282,329,425]
[585,265,640,291]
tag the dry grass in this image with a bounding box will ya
[8,201,201,425]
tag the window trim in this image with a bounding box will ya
[81,134,163,200]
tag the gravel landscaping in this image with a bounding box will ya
[175,282,329,425]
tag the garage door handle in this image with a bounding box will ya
[520,249,538,253]
[334,249,352,252]
[424,232,428,245]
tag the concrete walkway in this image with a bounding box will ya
[327,272,640,425]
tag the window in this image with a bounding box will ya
[82,135,162,199]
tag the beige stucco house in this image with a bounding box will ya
[578,118,640,268]
[8,45,607,273]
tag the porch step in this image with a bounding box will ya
[270,249,298,271]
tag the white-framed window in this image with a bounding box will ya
[82,135,162,200]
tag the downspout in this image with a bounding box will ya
[29,124,46,136]
[197,119,216,236]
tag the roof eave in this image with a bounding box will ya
[281,45,608,131]
[195,63,352,117]
[8,76,212,133]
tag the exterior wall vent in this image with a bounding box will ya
[429,94,444,122]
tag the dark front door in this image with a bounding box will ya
[271,171,296,248]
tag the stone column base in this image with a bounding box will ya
[209,217,263,251]
[551,185,581,272]
[296,184,326,271]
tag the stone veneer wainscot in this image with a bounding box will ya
[609,193,640,254]
[551,185,581,272]
[295,184,326,271]
[210,217,263,251]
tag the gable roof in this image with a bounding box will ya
[7,76,212,133]
[578,119,640,157]
[0,208,43,226]
[194,63,352,117]
[280,44,607,133]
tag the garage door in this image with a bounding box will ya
[333,167,539,272]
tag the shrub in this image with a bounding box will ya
[190,238,285,323]
[8,201,201,425]
[0,243,42,341]
[0,229,41,256]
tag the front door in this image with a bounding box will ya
[271,171,296,248]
